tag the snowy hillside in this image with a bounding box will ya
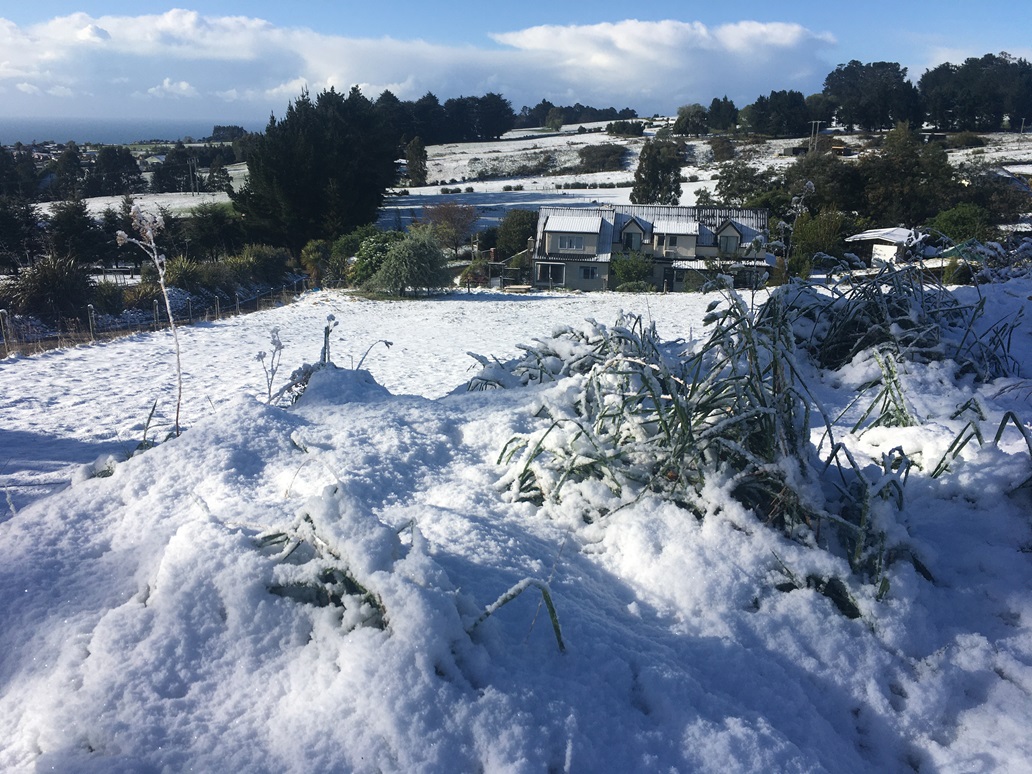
[1,278,1031,772]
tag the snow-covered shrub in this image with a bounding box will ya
[256,503,388,633]
[772,265,1021,380]
[491,303,830,540]
[481,290,972,588]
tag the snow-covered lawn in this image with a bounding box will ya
[1,281,1031,772]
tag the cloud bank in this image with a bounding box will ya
[0,11,837,120]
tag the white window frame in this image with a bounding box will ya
[557,235,585,251]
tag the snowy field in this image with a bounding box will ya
[1,281,1032,772]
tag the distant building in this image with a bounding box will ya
[845,227,923,267]
[532,204,772,291]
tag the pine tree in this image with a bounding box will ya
[233,87,397,252]
[630,140,682,206]
[405,137,428,187]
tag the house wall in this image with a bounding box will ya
[871,242,902,266]
[533,260,609,291]
[544,231,600,256]
[650,234,696,260]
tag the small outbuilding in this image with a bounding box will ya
[845,227,923,267]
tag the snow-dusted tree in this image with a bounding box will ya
[365,226,447,296]
[672,103,709,136]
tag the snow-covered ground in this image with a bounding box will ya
[1,281,1031,772]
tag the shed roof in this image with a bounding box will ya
[846,227,920,245]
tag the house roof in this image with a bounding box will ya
[544,212,604,234]
[652,217,699,236]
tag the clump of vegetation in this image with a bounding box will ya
[945,131,987,149]
[708,137,736,162]
[574,144,627,173]
[605,120,645,137]
[610,251,653,288]
[122,281,163,311]
[364,226,448,297]
[91,280,126,316]
[779,265,1020,379]
[3,255,93,321]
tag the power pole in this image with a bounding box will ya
[809,121,824,154]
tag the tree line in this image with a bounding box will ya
[672,52,1032,138]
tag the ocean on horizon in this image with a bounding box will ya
[0,117,266,146]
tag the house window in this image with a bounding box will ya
[536,262,565,285]
[557,235,584,251]
[668,236,678,248]
[623,231,642,251]
[580,266,597,281]
[719,234,739,255]
[674,270,686,283]
[656,234,665,248]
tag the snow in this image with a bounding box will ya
[1,279,1031,772]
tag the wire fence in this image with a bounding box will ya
[0,278,310,358]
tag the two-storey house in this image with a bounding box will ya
[532,204,772,291]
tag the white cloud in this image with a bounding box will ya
[146,78,199,98]
[0,12,838,119]
[76,23,110,43]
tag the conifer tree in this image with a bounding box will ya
[233,87,397,252]
[405,137,428,187]
[630,140,682,206]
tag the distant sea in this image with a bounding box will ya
[0,117,267,145]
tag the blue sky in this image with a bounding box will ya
[2,2,1030,124]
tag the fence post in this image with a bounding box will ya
[153,299,160,330]
[187,298,193,324]
[0,309,10,358]
[87,304,96,341]
[215,297,221,320]
[235,293,240,316]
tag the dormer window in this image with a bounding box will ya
[719,234,739,254]
[623,232,641,251]
[558,235,584,251]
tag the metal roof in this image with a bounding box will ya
[846,227,921,244]
[652,218,699,235]
[545,213,604,233]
